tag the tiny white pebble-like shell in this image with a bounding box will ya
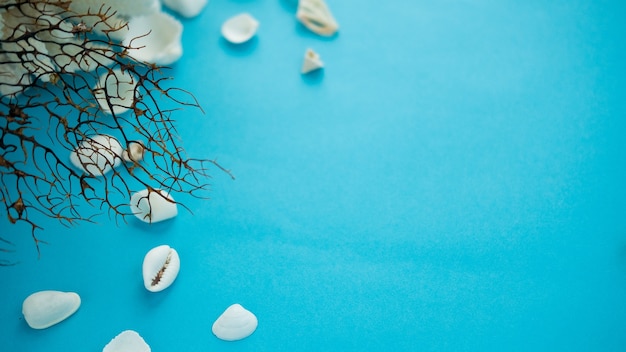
[103,330,151,352]
[22,291,81,329]
[212,304,258,341]
[69,134,123,176]
[301,48,324,74]
[130,189,178,223]
[142,245,180,292]
[221,13,259,44]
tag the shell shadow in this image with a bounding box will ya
[301,68,325,85]
[219,36,259,57]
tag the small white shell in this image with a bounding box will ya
[212,304,258,341]
[122,141,146,163]
[162,0,208,18]
[301,48,324,74]
[123,12,183,65]
[142,245,180,292]
[94,69,137,115]
[297,0,339,36]
[103,330,151,352]
[130,189,178,223]
[22,291,81,329]
[69,134,123,176]
[221,13,259,44]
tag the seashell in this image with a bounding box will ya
[103,330,151,352]
[94,69,137,115]
[212,304,258,341]
[122,141,146,163]
[142,245,180,292]
[301,48,324,74]
[130,188,178,223]
[22,291,81,329]
[296,0,339,36]
[162,0,208,18]
[221,13,259,44]
[69,134,123,176]
[123,12,183,65]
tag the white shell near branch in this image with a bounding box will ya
[221,13,259,44]
[297,0,339,36]
[69,134,123,176]
[142,245,180,292]
[130,189,178,223]
[103,330,151,352]
[94,69,137,115]
[22,291,81,329]
[122,141,146,163]
[162,0,208,18]
[123,11,183,65]
[212,304,258,341]
[301,48,323,73]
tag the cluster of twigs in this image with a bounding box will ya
[0,0,231,261]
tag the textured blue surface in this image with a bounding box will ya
[2,1,626,351]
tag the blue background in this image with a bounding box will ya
[2,0,626,351]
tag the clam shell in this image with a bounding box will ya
[130,189,178,223]
[123,12,183,65]
[69,134,123,176]
[221,13,259,44]
[142,245,180,292]
[162,0,208,18]
[212,304,258,341]
[297,0,339,36]
[22,291,81,329]
[103,330,151,352]
[94,69,137,115]
[301,48,324,74]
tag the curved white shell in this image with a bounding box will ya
[130,189,178,223]
[221,13,259,44]
[103,330,151,352]
[69,134,123,176]
[162,0,208,18]
[123,12,183,65]
[94,69,137,115]
[22,291,81,329]
[122,141,146,163]
[301,48,324,74]
[142,245,180,292]
[212,304,258,341]
[297,0,339,36]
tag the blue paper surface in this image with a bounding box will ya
[2,1,626,351]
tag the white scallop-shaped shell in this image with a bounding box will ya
[103,330,151,352]
[94,69,137,115]
[297,0,339,36]
[130,189,178,223]
[22,291,81,329]
[142,245,180,292]
[123,12,183,65]
[69,134,123,176]
[221,13,259,44]
[212,304,258,341]
[301,48,324,74]
[162,0,208,18]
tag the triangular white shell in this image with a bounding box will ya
[221,13,259,44]
[162,0,208,18]
[212,304,258,341]
[22,291,81,329]
[296,0,339,36]
[123,12,183,65]
[94,68,137,115]
[103,330,151,352]
[130,189,178,223]
[142,245,180,292]
[301,48,324,74]
[69,134,123,176]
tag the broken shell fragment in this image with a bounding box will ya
[212,304,258,341]
[130,189,178,223]
[301,48,324,74]
[123,11,183,65]
[162,0,208,18]
[94,69,137,115]
[142,245,180,292]
[221,13,259,44]
[297,0,339,36]
[122,141,146,163]
[103,330,151,352]
[69,134,123,176]
[22,291,81,329]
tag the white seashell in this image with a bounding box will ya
[301,48,324,74]
[129,188,178,223]
[142,245,180,292]
[162,0,208,18]
[94,69,137,115]
[212,304,258,341]
[221,13,259,44]
[297,0,339,36]
[122,141,146,163]
[103,330,151,352]
[123,12,183,65]
[70,134,123,176]
[22,291,81,329]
